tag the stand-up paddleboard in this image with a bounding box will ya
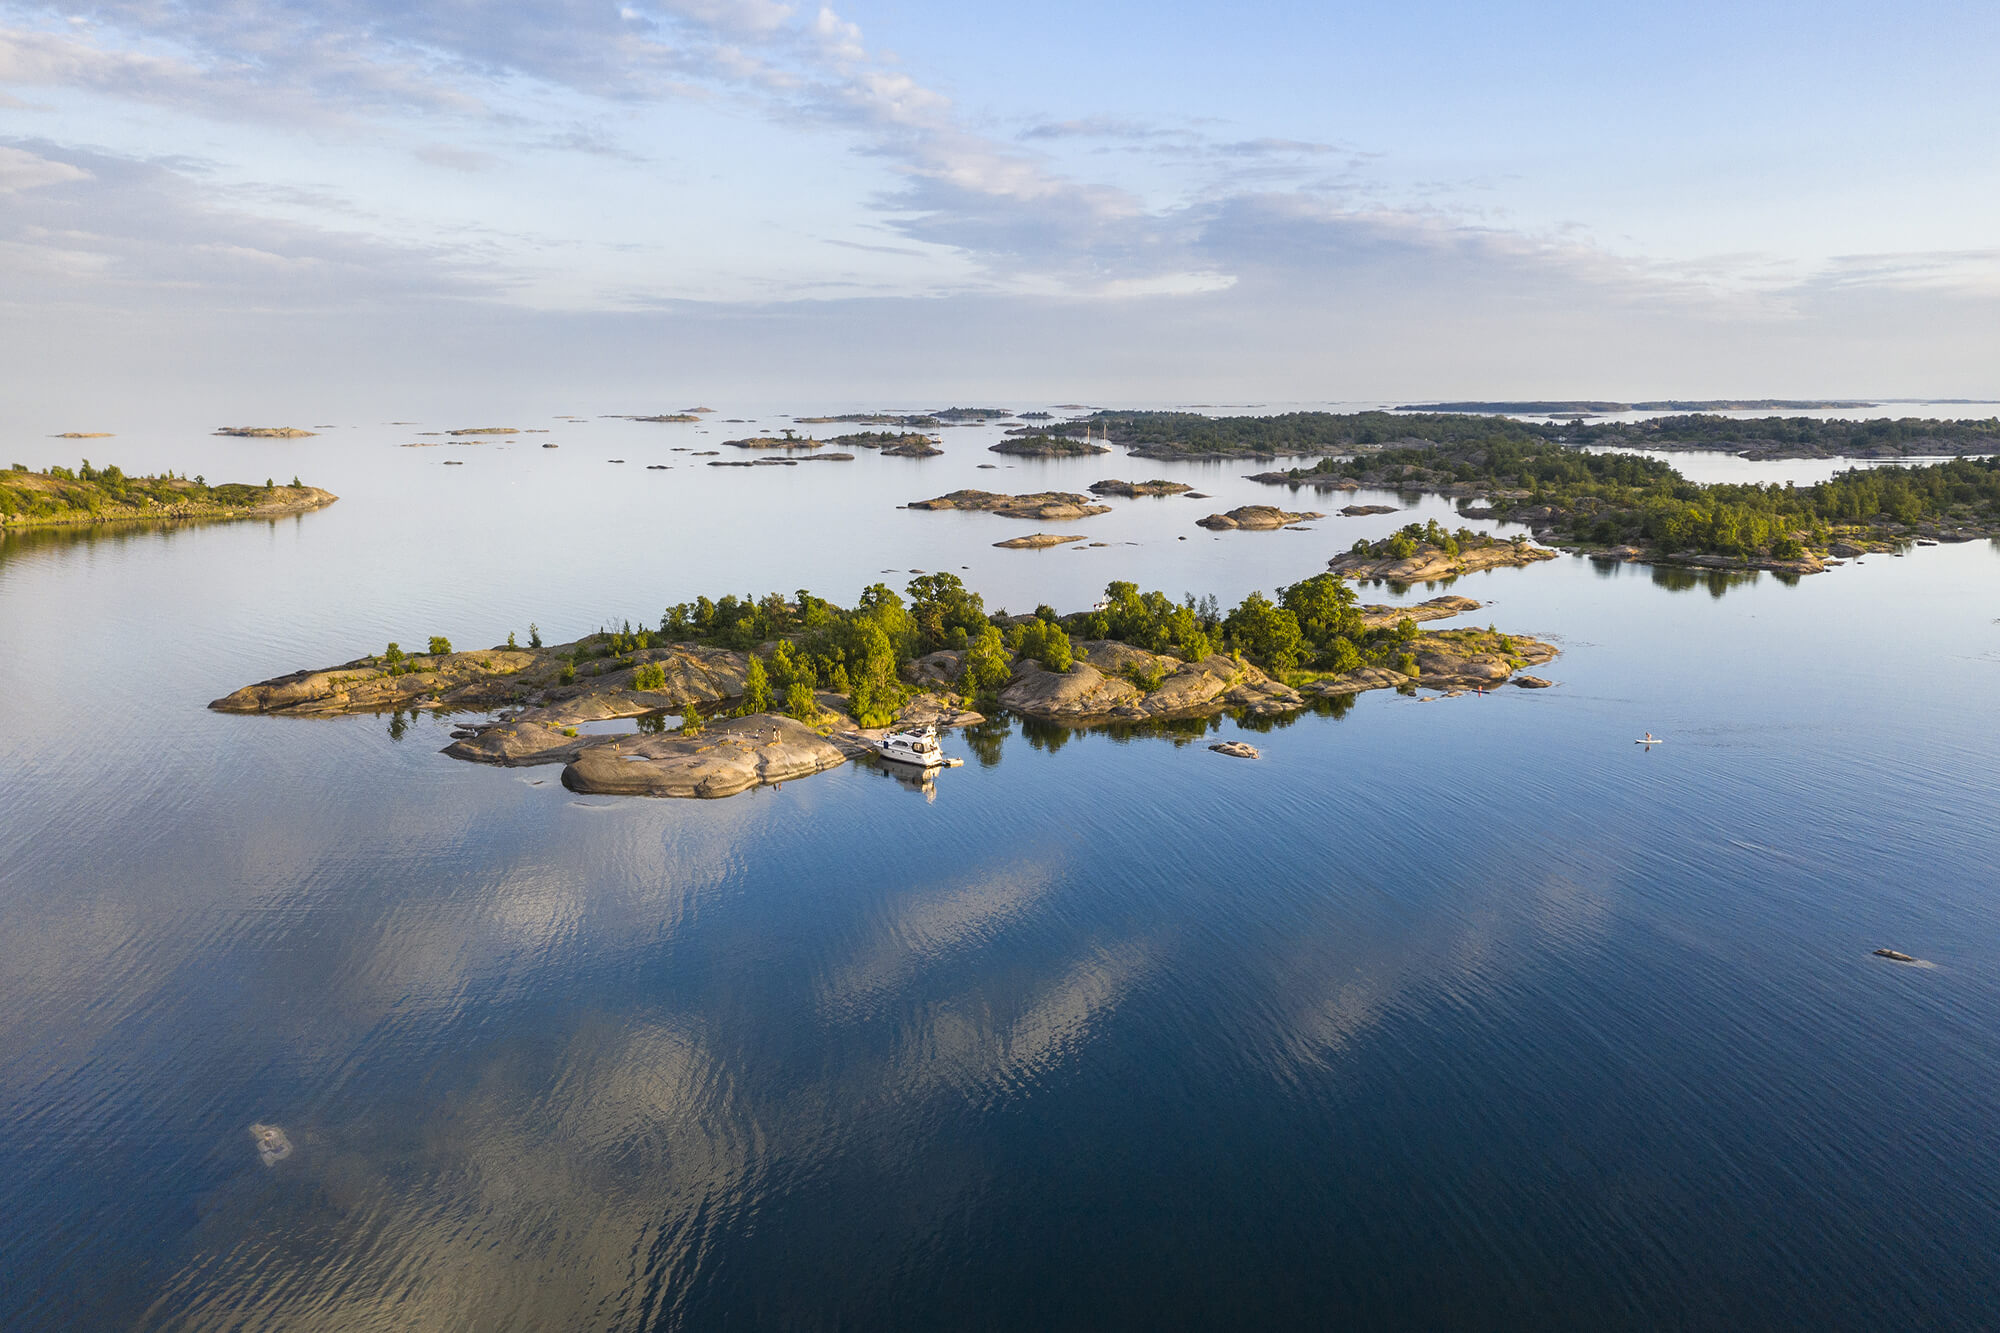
[1635,735,1665,744]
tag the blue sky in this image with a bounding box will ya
[2,0,1996,410]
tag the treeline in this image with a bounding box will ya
[1283,439,2000,559]
[649,572,1433,718]
[1089,409,2000,460]
[0,460,300,524]
[1095,410,1543,456]
[1348,520,1509,561]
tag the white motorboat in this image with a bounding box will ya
[873,724,962,769]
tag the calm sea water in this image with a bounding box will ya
[4,406,1999,1330]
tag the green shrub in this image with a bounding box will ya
[632,661,667,691]
[428,636,452,656]
[559,663,576,685]
[679,706,704,736]
[528,622,542,648]
[383,642,405,665]
[784,681,818,721]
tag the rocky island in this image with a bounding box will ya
[1196,505,1324,530]
[993,533,1086,549]
[1329,523,1559,582]
[1,461,336,530]
[214,426,317,438]
[1089,479,1194,497]
[833,431,943,457]
[212,573,1557,800]
[988,435,1109,458]
[907,490,1112,520]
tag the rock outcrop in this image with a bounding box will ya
[998,643,1302,722]
[562,715,850,798]
[908,490,1112,520]
[1195,505,1324,530]
[993,533,1086,549]
[1089,479,1193,497]
[1328,540,1557,582]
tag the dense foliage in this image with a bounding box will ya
[1090,409,2000,460]
[0,460,307,525]
[1279,438,2000,560]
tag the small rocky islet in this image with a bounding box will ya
[907,490,1112,520]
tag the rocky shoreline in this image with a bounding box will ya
[1328,539,1558,582]
[1,484,338,530]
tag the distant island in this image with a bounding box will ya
[832,431,943,457]
[212,573,1555,799]
[1253,441,2000,574]
[989,435,1109,458]
[1397,400,1878,415]
[213,426,317,438]
[1,460,336,529]
[1072,409,2000,461]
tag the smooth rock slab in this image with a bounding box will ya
[562,715,848,798]
[1210,741,1260,759]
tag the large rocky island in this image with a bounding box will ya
[1,461,336,529]
[212,573,1557,800]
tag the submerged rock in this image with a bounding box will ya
[249,1123,293,1166]
[1873,948,1919,963]
[1209,741,1259,759]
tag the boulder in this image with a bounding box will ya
[1210,741,1260,759]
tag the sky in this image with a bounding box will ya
[2,0,1997,413]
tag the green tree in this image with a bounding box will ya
[679,705,704,735]
[784,681,819,722]
[847,621,903,727]
[1278,573,1362,659]
[383,642,405,665]
[428,635,452,656]
[959,624,1012,699]
[1016,618,1074,671]
[740,654,773,714]
[528,622,542,648]
[1223,592,1303,672]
